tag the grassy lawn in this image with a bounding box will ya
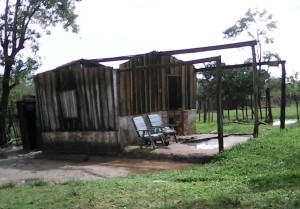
[1,122,300,208]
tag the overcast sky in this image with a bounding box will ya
[37,0,300,78]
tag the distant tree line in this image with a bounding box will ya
[196,68,300,123]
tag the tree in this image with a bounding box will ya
[223,8,279,129]
[223,8,278,64]
[0,0,81,146]
[287,72,300,121]
[197,63,217,122]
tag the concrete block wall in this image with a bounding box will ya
[42,131,120,154]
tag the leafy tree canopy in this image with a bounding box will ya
[223,8,278,63]
[0,0,80,81]
[0,0,81,146]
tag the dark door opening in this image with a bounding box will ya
[168,76,182,110]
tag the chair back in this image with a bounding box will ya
[148,114,163,127]
[132,116,147,137]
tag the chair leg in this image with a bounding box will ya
[174,134,178,143]
[140,139,145,149]
[149,136,156,150]
[160,135,166,146]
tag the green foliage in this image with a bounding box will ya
[9,77,35,105]
[0,181,16,189]
[197,64,270,112]
[28,179,49,187]
[0,0,81,146]
[223,8,278,63]
[223,8,277,43]
[0,0,81,80]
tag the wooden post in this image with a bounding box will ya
[266,88,273,122]
[216,56,224,152]
[280,62,286,129]
[251,45,259,138]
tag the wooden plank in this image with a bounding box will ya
[119,71,127,116]
[50,71,60,130]
[191,65,196,109]
[153,68,158,111]
[45,72,57,131]
[143,55,148,113]
[182,65,186,110]
[83,68,93,129]
[89,68,99,130]
[92,40,256,63]
[149,66,153,112]
[105,68,115,130]
[132,61,137,114]
[76,68,89,130]
[35,75,49,131]
[127,71,132,115]
[112,69,119,128]
[100,68,109,129]
[94,68,103,130]
[161,56,166,111]
[139,56,144,114]
[185,65,190,109]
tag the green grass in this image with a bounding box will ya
[196,105,299,134]
[1,123,300,208]
[197,105,299,124]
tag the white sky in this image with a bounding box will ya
[37,0,300,78]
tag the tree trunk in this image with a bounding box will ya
[296,101,299,122]
[235,106,239,121]
[203,101,207,123]
[0,64,12,147]
[207,99,211,122]
[250,94,254,120]
[258,92,263,120]
[266,88,273,122]
[211,100,214,122]
[245,97,249,120]
[227,109,230,121]
[242,106,245,121]
[198,100,201,122]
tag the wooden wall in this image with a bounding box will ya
[118,52,196,116]
[34,62,117,132]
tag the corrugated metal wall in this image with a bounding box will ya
[118,52,196,116]
[34,63,117,132]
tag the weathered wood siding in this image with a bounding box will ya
[118,52,196,116]
[34,63,117,132]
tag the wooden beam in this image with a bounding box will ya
[91,40,257,63]
[196,60,286,72]
[118,56,221,71]
[164,40,257,55]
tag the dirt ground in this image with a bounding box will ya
[0,134,250,185]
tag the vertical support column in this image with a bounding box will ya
[266,88,273,122]
[216,56,224,152]
[251,45,259,138]
[280,61,286,129]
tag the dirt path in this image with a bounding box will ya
[0,146,197,184]
[0,134,250,184]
